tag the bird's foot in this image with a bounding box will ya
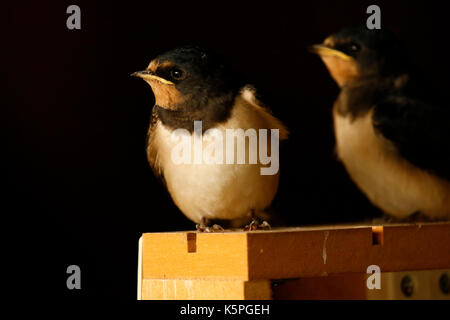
[196,223,224,233]
[244,219,271,231]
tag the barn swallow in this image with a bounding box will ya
[132,46,288,231]
[310,25,450,221]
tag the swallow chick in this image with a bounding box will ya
[133,46,288,231]
[311,26,450,221]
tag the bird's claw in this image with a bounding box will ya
[244,220,258,231]
[244,220,271,231]
[210,224,224,232]
[259,221,271,230]
[196,223,224,232]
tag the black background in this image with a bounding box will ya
[3,1,449,300]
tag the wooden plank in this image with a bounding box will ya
[271,269,450,300]
[137,236,143,300]
[366,269,450,300]
[247,223,450,279]
[141,222,450,281]
[272,273,367,300]
[141,279,271,300]
[142,232,249,280]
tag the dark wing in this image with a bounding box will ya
[373,95,450,181]
[146,107,166,184]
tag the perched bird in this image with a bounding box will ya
[310,26,450,221]
[132,46,288,231]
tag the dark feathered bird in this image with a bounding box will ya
[310,26,450,221]
[133,46,288,230]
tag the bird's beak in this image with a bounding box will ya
[131,70,175,85]
[308,44,353,61]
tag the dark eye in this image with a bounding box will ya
[170,68,184,80]
[349,42,360,53]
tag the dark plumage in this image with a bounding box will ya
[132,46,288,230]
[148,46,245,132]
[311,25,450,220]
[373,95,450,181]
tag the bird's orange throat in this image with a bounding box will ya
[146,81,184,111]
[320,55,360,87]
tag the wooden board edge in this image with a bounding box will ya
[137,236,143,300]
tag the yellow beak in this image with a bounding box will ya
[131,70,175,85]
[309,44,353,61]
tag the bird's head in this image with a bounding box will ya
[132,46,243,114]
[310,25,408,87]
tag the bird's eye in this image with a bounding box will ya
[170,68,184,80]
[349,42,360,53]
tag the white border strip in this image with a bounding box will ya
[137,236,143,300]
